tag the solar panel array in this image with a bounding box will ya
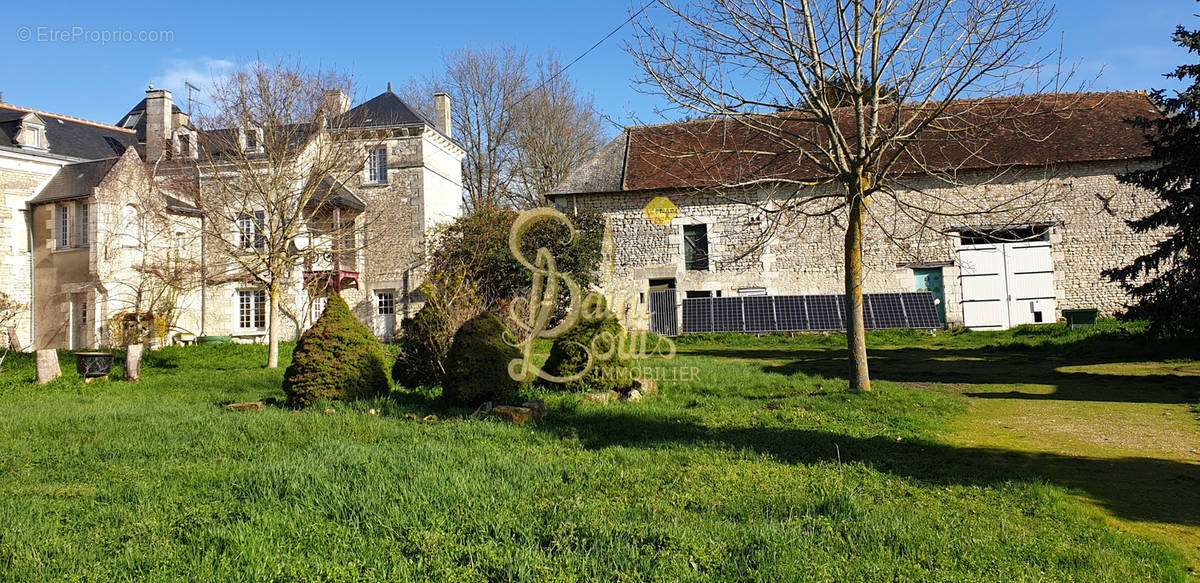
[677,292,942,335]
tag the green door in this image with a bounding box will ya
[913,267,946,323]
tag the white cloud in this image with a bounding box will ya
[154,57,235,105]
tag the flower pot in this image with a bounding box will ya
[73,352,114,378]
[197,335,232,345]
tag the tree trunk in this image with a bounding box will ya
[267,288,281,369]
[36,349,61,384]
[125,344,143,382]
[844,191,872,392]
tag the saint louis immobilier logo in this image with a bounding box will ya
[505,208,680,384]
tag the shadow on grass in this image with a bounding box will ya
[685,337,1200,404]
[537,408,1200,527]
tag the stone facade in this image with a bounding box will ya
[2,87,464,350]
[554,159,1163,330]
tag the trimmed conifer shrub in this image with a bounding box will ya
[441,311,524,407]
[283,294,390,408]
[393,303,452,389]
[543,304,633,392]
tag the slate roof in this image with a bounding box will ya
[337,91,428,128]
[549,135,628,196]
[550,91,1160,196]
[0,104,135,160]
[115,98,185,142]
[335,90,454,143]
[29,158,120,205]
[306,177,366,212]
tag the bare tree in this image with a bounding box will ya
[0,290,27,360]
[100,168,201,347]
[630,0,1067,391]
[509,54,608,208]
[192,60,375,368]
[402,46,528,210]
[403,46,608,210]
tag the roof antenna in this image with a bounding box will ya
[184,81,200,116]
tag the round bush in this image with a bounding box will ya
[441,311,524,407]
[283,294,390,408]
[543,307,633,392]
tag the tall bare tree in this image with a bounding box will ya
[100,164,202,347]
[509,54,607,207]
[192,61,374,368]
[404,46,608,209]
[630,0,1066,391]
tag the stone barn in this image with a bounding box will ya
[549,92,1164,333]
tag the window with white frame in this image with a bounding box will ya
[75,202,89,247]
[376,291,395,315]
[24,124,46,149]
[121,204,140,247]
[367,147,388,183]
[237,290,267,331]
[56,204,70,249]
[238,211,266,250]
[245,128,259,152]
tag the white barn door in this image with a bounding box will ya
[959,239,1055,330]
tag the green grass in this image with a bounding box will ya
[0,323,1195,581]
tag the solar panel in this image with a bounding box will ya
[743,296,777,332]
[773,295,808,331]
[900,292,942,329]
[676,291,944,335]
[711,297,745,332]
[807,294,844,330]
[866,293,907,329]
[681,298,713,334]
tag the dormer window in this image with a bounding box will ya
[19,123,47,149]
[244,129,260,153]
[28,126,45,148]
[178,134,191,157]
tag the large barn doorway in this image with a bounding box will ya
[958,226,1056,330]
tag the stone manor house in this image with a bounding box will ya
[0,86,463,350]
[550,92,1165,332]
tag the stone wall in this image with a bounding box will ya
[0,156,62,348]
[555,160,1163,329]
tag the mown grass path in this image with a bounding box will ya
[676,324,1200,575]
[942,359,1200,571]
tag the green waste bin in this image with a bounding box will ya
[1062,309,1098,329]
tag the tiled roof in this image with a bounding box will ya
[0,104,135,160]
[29,158,120,205]
[550,92,1160,196]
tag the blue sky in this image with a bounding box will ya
[3,1,1197,133]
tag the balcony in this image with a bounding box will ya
[303,251,359,291]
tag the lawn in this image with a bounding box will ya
[0,322,1196,582]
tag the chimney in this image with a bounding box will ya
[145,88,174,162]
[323,89,350,118]
[433,92,451,138]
